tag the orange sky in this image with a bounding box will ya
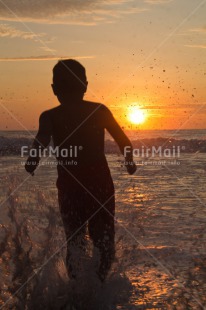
[0,0,206,130]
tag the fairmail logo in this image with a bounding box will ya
[21,145,83,158]
[124,145,181,158]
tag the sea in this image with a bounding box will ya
[0,129,206,309]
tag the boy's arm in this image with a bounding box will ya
[103,106,136,175]
[25,111,52,175]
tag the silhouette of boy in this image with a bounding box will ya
[25,59,136,282]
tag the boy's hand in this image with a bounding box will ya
[125,160,137,175]
[25,157,39,175]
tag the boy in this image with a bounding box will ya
[25,59,136,282]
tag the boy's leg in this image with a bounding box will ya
[88,195,115,282]
[58,189,87,279]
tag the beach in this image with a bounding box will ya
[0,130,206,309]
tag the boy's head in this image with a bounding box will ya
[52,59,87,99]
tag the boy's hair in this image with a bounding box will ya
[53,59,87,95]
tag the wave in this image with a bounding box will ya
[0,175,133,309]
[0,136,32,156]
[0,136,206,156]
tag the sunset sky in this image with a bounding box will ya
[0,0,206,130]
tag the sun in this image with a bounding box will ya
[127,106,146,125]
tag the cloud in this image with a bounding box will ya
[0,0,146,24]
[180,26,206,49]
[185,44,206,49]
[0,23,46,40]
[189,26,206,33]
[144,0,173,4]
[0,55,95,61]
